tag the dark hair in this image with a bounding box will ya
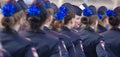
[50,3,58,14]
[1,14,20,30]
[81,17,89,25]
[109,16,120,27]
[64,11,75,25]
[98,15,107,25]
[73,5,82,16]
[98,6,107,15]
[81,15,98,26]
[27,5,47,30]
[114,6,120,16]
[88,5,97,15]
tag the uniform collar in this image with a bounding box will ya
[111,27,120,32]
[84,26,95,32]
[61,26,71,31]
[1,29,18,34]
[27,29,46,34]
[44,26,50,31]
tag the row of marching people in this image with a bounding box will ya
[0,0,120,57]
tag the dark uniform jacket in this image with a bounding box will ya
[0,29,32,57]
[61,26,85,57]
[20,29,60,57]
[44,27,76,57]
[102,28,120,57]
[97,25,107,33]
[79,27,103,57]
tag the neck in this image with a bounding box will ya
[40,25,44,30]
[64,24,72,29]
[12,26,19,32]
[90,25,97,31]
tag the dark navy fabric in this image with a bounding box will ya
[102,28,120,57]
[96,41,108,57]
[20,29,60,57]
[0,29,32,57]
[79,27,103,57]
[97,25,107,33]
[44,27,76,57]
[61,26,85,57]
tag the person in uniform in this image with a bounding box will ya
[88,5,97,15]
[0,0,33,57]
[59,3,85,57]
[43,1,75,57]
[97,6,108,33]
[20,0,60,57]
[72,5,82,32]
[79,7,104,57]
[0,41,11,57]
[102,7,120,57]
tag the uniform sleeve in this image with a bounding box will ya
[25,45,34,57]
[0,49,11,57]
[50,41,60,57]
[96,41,108,57]
[59,40,70,57]
[74,40,86,57]
[67,41,76,57]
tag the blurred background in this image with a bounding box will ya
[1,0,119,9]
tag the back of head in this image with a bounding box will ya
[50,3,58,14]
[26,0,47,30]
[88,5,97,15]
[114,6,120,16]
[1,0,23,30]
[109,16,120,28]
[81,17,89,25]
[98,6,107,15]
[81,15,98,26]
[64,11,75,25]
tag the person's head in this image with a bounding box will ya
[97,6,108,27]
[45,8,54,26]
[1,0,24,31]
[73,5,82,28]
[88,5,97,15]
[98,6,107,15]
[114,6,120,16]
[43,0,54,27]
[98,15,109,26]
[64,11,76,28]
[108,16,120,28]
[50,3,58,14]
[26,0,47,30]
[81,15,98,30]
